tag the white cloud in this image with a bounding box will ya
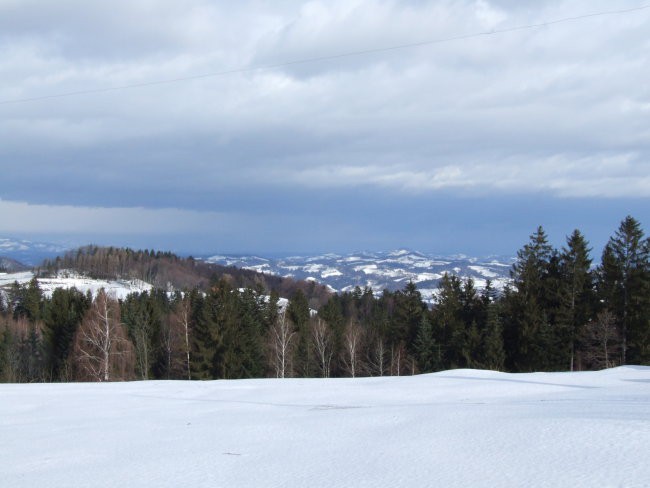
[270,151,650,198]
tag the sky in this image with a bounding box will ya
[1,0,649,257]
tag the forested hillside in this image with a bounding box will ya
[1,216,648,382]
[42,246,331,307]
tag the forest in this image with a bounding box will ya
[0,216,648,382]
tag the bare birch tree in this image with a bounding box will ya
[72,289,134,381]
[312,318,333,378]
[391,342,408,376]
[582,310,621,369]
[342,321,363,378]
[270,310,295,378]
[370,337,388,376]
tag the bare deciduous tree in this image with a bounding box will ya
[169,296,192,380]
[582,310,621,370]
[270,310,295,378]
[312,318,333,378]
[72,290,134,381]
[342,322,363,378]
[370,337,388,377]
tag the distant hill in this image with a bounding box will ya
[0,256,29,272]
[205,249,514,301]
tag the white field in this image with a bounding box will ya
[1,367,649,488]
[0,271,152,300]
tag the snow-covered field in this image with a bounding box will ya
[0,271,152,300]
[1,367,649,487]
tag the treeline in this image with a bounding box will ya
[0,278,317,382]
[0,216,648,382]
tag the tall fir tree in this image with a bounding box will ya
[414,315,439,373]
[597,216,650,364]
[557,230,594,370]
[288,289,312,376]
[504,226,555,371]
[482,299,506,371]
[392,281,426,355]
[42,287,90,381]
[431,274,464,369]
[190,288,221,379]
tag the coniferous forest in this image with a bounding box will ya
[1,215,649,382]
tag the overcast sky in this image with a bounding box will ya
[1,0,649,256]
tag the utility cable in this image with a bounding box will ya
[1,3,648,105]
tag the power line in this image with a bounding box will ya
[1,3,649,105]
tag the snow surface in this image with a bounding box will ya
[1,367,649,487]
[468,265,499,278]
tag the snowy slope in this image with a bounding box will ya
[0,271,152,300]
[1,367,648,488]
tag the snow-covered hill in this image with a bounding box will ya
[1,367,648,488]
[205,249,514,300]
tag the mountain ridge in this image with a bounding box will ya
[204,249,514,301]
[0,256,29,272]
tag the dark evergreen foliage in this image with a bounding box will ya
[42,288,90,381]
[596,216,650,364]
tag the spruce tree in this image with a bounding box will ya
[597,216,650,364]
[392,281,426,355]
[288,289,312,376]
[482,300,506,371]
[415,315,439,372]
[12,278,43,323]
[431,274,464,369]
[557,230,594,370]
[233,287,265,379]
[190,290,220,379]
[505,226,554,371]
[42,288,90,381]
